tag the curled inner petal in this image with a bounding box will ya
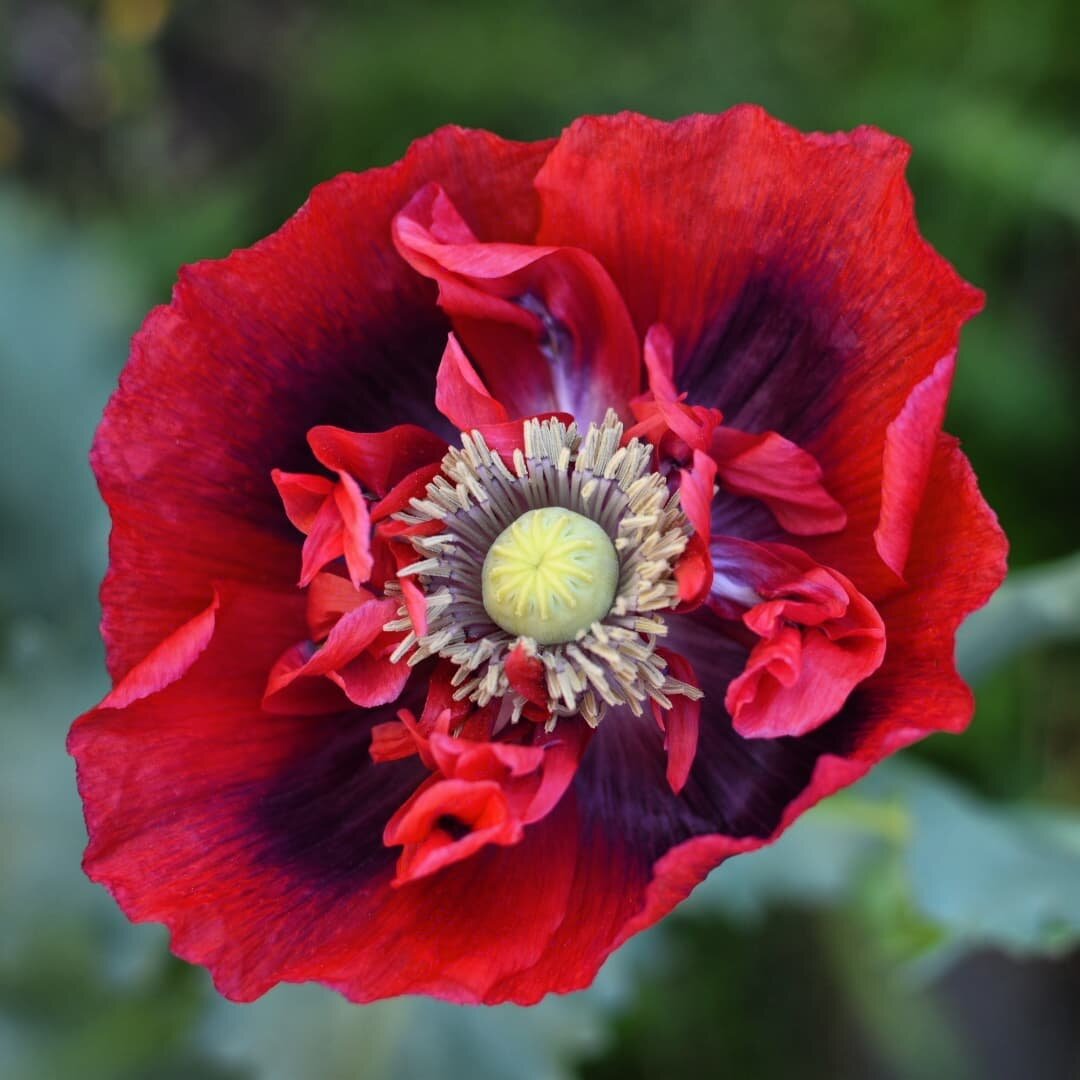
[711,538,886,739]
[384,727,586,884]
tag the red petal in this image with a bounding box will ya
[674,532,713,610]
[370,462,444,523]
[710,427,847,536]
[642,323,679,402]
[299,494,345,587]
[386,778,521,883]
[420,661,476,730]
[292,596,398,677]
[678,449,717,542]
[873,352,955,579]
[388,726,587,885]
[272,471,334,533]
[653,649,702,795]
[399,574,428,639]
[306,573,373,641]
[261,641,349,716]
[853,434,1008,754]
[370,705,451,767]
[504,643,548,708]
[428,732,546,782]
[333,472,374,588]
[333,650,412,710]
[95,126,549,681]
[100,593,221,710]
[393,183,640,423]
[307,425,448,498]
[638,324,719,450]
[710,539,886,739]
[435,333,510,429]
[370,717,424,763]
[520,726,589,823]
[262,596,400,712]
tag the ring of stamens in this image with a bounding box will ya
[387,411,703,728]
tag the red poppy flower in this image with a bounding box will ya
[69,107,1007,1005]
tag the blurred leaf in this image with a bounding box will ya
[683,794,891,919]
[956,552,1080,685]
[201,933,660,1080]
[0,188,136,633]
[692,759,1080,965]
[863,762,1080,961]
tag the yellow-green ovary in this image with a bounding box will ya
[481,507,619,644]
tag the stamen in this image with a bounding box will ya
[389,412,703,725]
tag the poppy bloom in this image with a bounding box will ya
[69,107,1006,1005]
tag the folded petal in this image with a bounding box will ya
[678,449,718,542]
[386,726,586,884]
[709,427,846,536]
[434,333,511,429]
[95,127,551,680]
[100,593,221,710]
[710,538,886,738]
[393,183,640,423]
[307,424,448,498]
[653,649,702,795]
[305,573,373,640]
[332,472,374,588]
[370,462,445,523]
[387,778,523,884]
[872,352,955,579]
[299,493,347,587]
[535,109,982,586]
[842,434,1008,754]
[271,471,334,533]
[504,642,549,709]
[263,596,401,713]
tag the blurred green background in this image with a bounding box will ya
[2,1,1079,1077]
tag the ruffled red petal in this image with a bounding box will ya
[387,778,524,883]
[306,424,448,498]
[844,434,1007,754]
[386,729,585,885]
[434,333,510,430]
[708,539,886,739]
[393,183,640,423]
[95,126,552,681]
[70,586,620,1004]
[535,109,982,587]
[597,436,1005,953]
